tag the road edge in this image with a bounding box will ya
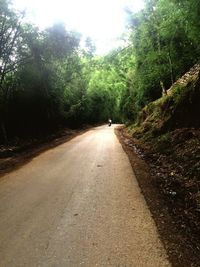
[0,127,93,178]
[115,125,195,267]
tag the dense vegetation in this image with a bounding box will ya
[0,0,200,143]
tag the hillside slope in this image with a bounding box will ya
[131,63,200,180]
[134,63,200,137]
[125,64,200,266]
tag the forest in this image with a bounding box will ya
[1,1,200,265]
[0,0,200,143]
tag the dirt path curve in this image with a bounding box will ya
[0,125,171,267]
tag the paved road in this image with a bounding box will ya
[0,125,171,267]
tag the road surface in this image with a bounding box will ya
[0,125,171,267]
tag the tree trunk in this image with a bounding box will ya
[168,52,174,86]
[160,81,167,96]
[1,121,8,144]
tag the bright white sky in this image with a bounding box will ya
[12,0,144,54]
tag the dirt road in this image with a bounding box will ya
[0,125,171,267]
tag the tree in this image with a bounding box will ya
[123,0,200,114]
[0,0,27,142]
[84,37,96,58]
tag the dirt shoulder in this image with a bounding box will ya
[115,126,200,267]
[0,127,92,178]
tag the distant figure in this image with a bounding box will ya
[108,118,112,127]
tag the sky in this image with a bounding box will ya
[12,0,144,54]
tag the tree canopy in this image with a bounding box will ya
[1,0,200,143]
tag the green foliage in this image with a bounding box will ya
[0,1,87,141]
[121,0,200,123]
[85,53,127,123]
[1,0,200,143]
